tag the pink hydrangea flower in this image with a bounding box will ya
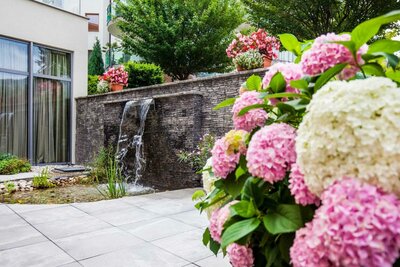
[246,123,297,183]
[262,63,304,105]
[209,201,238,243]
[290,178,400,267]
[211,138,240,178]
[301,33,368,79]
[227,243,254,267]
[289,163,320,206]
[232,91,268,132]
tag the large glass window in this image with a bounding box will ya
[0,38,28,159]
[33,45,71,164]
[0,73,28,158]
[0,37,71,164]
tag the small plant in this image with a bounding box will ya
[32,168,55,189]
[233,49,264,70]
[98,157,127,199]
[90,145,115,183]
[4,181,16,194]
[97,79,109,94]
[88,75,99,95]
[177,134,215,172]
[0,155,31,175]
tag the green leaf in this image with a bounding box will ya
[265,245,279,267]
[246,75,262,91]
[223,173,248,198]
[263,204,303,235]
[290,79,308,90]
[192,190,206,201]
[269,72,286,93]
[368,39,400,54]
[241,177,265,207]
[213,97,236,110]
[278,234,295,264]
[334,40,356,56]
[230,200,256,218]
[259,92,309,100]
[386,70,400,83]
[314,63,347,91]
[278,34,301,55]
[238,103,269,116]
[235,166,246,179]
[209,238,221,256]
[352,10,400,50]
[284,99,309,111]
[370,52,399,69]
[221,218,261,248]
[276,102,296,114]
[361,63,385,77]
[202,228,211,246]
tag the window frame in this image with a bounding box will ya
[0,35,73,165]
[86,13,100,32]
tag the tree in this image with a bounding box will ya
[116,0,244,80]
[88,38,105,75]
[241,0,400,40]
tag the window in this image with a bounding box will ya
[0,36,71,164]
[86,13,99,32]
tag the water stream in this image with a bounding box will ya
[116,98,153,186]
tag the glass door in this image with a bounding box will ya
[0,38,29,158]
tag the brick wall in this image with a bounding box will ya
[75,68,266,189]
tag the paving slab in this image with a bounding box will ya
[19,205,87,225]
[79,242,190,267]
[120,217,197,241]
[0,224,47,251]
[54,227,144,260]
[0,241,74,267]
[33,215,111,240]
[152,229,214,262]
[0,172,37,182]
[2,188,229,267]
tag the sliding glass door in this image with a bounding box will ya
[0,36,71,164]
[0,38,28,158]
[33,46,71,164]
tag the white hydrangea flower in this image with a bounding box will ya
[202,157,218,194]
[296,77,400,196]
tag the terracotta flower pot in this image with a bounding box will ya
[236,65,244,72]
[111,83,124,92]
[263,57,272,68]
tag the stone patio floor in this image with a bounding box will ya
[0,188,230,267]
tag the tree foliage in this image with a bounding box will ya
[116,0,244,80]
[241,0,400,40]
[88,38,105,76]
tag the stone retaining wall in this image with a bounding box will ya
[75,68,266,189]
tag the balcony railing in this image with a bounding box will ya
[35,0,81,15]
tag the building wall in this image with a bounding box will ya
[75,69,266,189]
[0,0,88,163]
[81,0,110,51]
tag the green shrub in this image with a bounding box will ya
[32,168,54,189]
[0,157,31,175]
[88,75,99,95]
[4,181,16,193]
[0,153,15,161]
[123,61,164,89]
[233,49,264,70]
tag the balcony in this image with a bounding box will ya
[107,2,123,38]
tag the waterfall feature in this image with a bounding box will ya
[116,98,153,185]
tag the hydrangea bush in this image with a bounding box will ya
[193,10,400,267]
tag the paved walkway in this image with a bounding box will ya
[0,188,230,267]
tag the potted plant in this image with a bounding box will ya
[100,66,129,92]
[232,49,264,71]
[226,29,280,68]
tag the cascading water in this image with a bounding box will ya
[116,98,153,187]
